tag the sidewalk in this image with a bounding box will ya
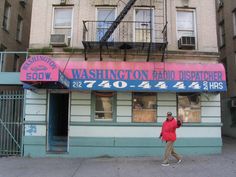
[0,136,235,177]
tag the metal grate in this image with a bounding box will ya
[0,90,24,156]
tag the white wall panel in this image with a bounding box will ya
[71,92,91,99]
[117,117,132,123]
[69,126,161,137]
[177,127,221,138]
[202,107,221,117]
[26,90,46,99]
[25,115,46,121]
[26,99,47,104]
[158,93,176,101]
[25,125,46,136]
[71,105,91,115]
[71,100,91,105]
[117,92,132,100]
[71,116,90,122]
[117,106,132,116]
[25,105,46,115]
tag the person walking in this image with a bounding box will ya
[159,112,182,166]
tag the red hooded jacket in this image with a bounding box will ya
[160,117,182,142]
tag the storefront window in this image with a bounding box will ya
[177,93,201,122]
[132,92,157,123]
[93,92,115,121]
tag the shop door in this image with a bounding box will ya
[48,93,69,153]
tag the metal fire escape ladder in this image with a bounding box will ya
[100,0,137,42]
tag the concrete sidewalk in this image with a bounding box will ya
[0,136,236,177]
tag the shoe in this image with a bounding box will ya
[161,163,170,166]
[176,159,182,164]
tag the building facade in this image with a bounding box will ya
[0,0,32,156]
[0,0,32,72]
[216,0,236,138]
[20,0,226,157]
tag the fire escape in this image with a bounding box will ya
[82,0,167,61]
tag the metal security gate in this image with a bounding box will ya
[0,90,24,156]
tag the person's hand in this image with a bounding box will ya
[177,116,183,123]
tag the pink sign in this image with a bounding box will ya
[53,61,226,82]
[20,56,59,82]
[20,56,226,92]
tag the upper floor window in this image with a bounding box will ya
[96,7,116,41]
[132,92,157,123]
[177,93,201,123]
[219,21,225,47]
[233,10,236,37]
[52,7,73,45]
[16,15,23,42]
[177,10,196,49]
[135,9,153,42]
[93,92,116,122]
[2,1,11,31]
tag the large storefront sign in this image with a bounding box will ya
[20,56,227,92]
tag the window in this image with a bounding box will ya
[93,92,115,121]
[2,1,11,31]
[176,10,195,40]
[16,15,23,42]
[219,21,225,47]
[233,10,236,37]
[177,93,201,123]
[135,9,153,42]
[96,8,115,41]
[53,7,72,45]
[132,92,157,123]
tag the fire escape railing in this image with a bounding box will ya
[83,21,153,43]
[82,0,168,61]
[100,0,138,42]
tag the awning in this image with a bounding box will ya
[20,56,227,92]
[20,56,70,89]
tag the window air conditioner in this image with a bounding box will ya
[50,34,68,47]
[231,99,236,108]
[19,0,27,7]
[178,36,195,49]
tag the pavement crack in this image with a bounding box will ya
[70,159,85,177]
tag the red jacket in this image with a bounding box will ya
[160,117,182,142]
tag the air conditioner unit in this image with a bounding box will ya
[231,99,236,108]
[50,34,68,47]
[19,0,27,7]
[178,36,195,49]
